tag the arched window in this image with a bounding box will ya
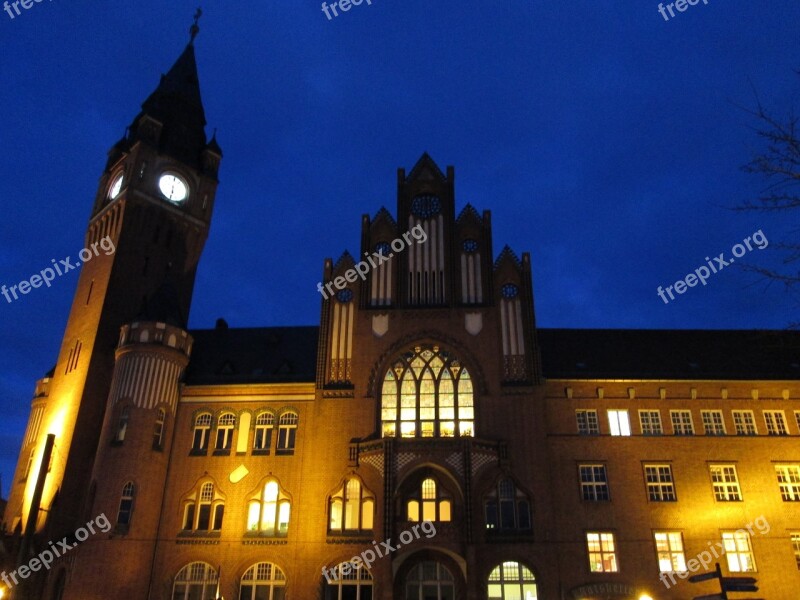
[404,561,454,600]
[254,412,275,453]
[240,562,286,600]
[215,412,236,451]
[117,481,135,526]
[182,482,224,532]
[173,562,218,600]
[407,477,451,523]
[329,478,375,532]
[153,408,166,450]
[192,413,212,452]
[485,479,532,531]
[247,480,291,536]
[114,406,129,443]
[488,562,538,599]
[277,412,298,454]
[381,345,475,438]
[323,561,372,600]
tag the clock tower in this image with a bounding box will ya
[4,22,222,551]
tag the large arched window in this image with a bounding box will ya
[404,561,454,600]
[329,477,375,533]
[485,479,532,532]
[488,562,538,599]
[247,480,291,536]
[381,346,474,438]
[407,477,452,523]
[192,412,212,452]
[240,562,286,600]
[323,561,373,600]
[173,562,218,600]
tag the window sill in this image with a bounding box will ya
[243,531,288,539]
[189,448,208,457]
[177,530,221,538]
[275,449,295,456]
[213,449,231,456]
[252,449,271,456]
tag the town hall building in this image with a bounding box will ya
[2,24,800,600]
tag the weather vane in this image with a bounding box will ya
[190,7,202,44]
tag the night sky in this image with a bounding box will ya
[0,1,798,487]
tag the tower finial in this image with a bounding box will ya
[189,8,202,44]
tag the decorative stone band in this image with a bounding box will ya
[108,321,193,413]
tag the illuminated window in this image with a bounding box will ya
[403,561,454,600]
[670,410,694,435]
[192,413,212,452]
[277,412,298,454]
[240,562,286,600]
[380,346,474,439]
[117,481,135,526]
[115,406,129,443]
[579,465,609,501]
[586,532,618,572]
[639,410,663,435]
[182,482,224,532]
[215,412,236,451]
[323,562,372,600]
[173,562,218,600]
[763,410,789,436]
[247,480,291,536]
[485,478,531,531]
[775,465,800,501]
[654,531,686,572]
[791,533,800,570]
[701,410,726,435]
[575,410,599,435]
[645,464,676,501]
[487,561,537,599]
[329,477,374,533]
[153,408,166,450]
[254,412,275,453]
[23,448,35,481]
[607,410,630,436]
[732,410,757,435]
[710,465,742,501]
[407,477,451,523]
[722,531,756,572]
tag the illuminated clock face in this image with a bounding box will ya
[158,173,189,203]
[108,173,124,201]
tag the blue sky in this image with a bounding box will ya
[0,0,798,485]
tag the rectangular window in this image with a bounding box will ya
[710,465,742,501]
[791,533,800,570]
[607,410,631,436]
[645,464,676,501]
[212,505,225,531]
[722,531,756,572]
[670,410,694,435]
[277,413,298,454]
[775,465,800,501]
[795,411,800,434]
[197,504,211,530]
[732,410,758,435]
[654,531,687,572]
[579,464,610,501]
[639,410,663,435]
[576,410,599,435]
[183,504,195,530]
[586,532,618,573]
[764,410,789,436]
[701,410,726,435]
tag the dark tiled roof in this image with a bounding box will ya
[182,326,800,385]
[185,326,318,385]
[537,328,800,380]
